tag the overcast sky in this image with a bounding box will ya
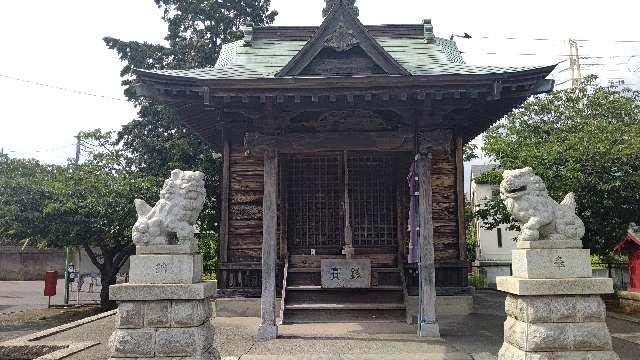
[1,0,639,166]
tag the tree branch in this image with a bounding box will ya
[83,243,104,272]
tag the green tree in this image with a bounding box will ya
[104,0,278,233]
[477,77,640,256]
[0,131,158,308]
[464,200,477,263]
[463,143,478,162]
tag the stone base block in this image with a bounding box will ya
[511,248,592,279]
[129,254,202,284]
[110,281,216,301]
[109,322,215,358]
[517,240,582,249]
[136,241,198,255]
[618,290,640,313]
[496,276,613,295]
[256,324,278,341]
[505,294,606,323]
[503,317,612,352]
[418,322,440,337]
[498,342,619,360]
[116,299,212,329]
[405,295,473,324]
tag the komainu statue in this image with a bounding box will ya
[500,167,585,242]
[132,169,206,246]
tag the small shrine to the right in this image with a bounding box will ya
[613,223,640,313]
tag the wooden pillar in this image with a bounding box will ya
[219,139,230,264]
[455,136,467,261]
[416,151,440,337]
[257,149,278,340]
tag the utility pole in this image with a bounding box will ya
[569,38,582,87]
[75,134,81,164]
[64,133,81,305]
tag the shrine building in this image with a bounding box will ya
[134,0,554,336]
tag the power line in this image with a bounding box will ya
[0,73,128,102]
[468,52,640,58]
[472,36,640,43]
[33,144,76,153]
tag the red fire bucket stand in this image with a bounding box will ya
[44,271,58,307]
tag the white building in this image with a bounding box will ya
[469,165,518,287]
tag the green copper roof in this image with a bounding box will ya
[143,36,547,80]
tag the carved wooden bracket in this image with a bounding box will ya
[324,24,359,52]
[417,129,454,157]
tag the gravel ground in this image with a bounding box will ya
[0,306,102,342]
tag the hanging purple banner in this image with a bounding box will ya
[407,159,420,263]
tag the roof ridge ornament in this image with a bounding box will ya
[423,19,436,44]
[323,0,359,18]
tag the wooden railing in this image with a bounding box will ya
[278,256,289,325]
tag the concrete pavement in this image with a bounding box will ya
[0,280,101,314]
[0,281,65,313]
[3,290,640,359]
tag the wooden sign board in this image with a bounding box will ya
[321,259,371,288]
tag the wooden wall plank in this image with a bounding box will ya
[455,136,467,261]
[227,144,265,263]
[430,147,459,263]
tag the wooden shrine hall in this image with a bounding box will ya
[135,0,554,338]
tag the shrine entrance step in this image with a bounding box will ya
[282,267,406,324]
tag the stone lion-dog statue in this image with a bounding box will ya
[500,167,585,242]
[132,169,206,246]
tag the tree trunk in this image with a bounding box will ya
[83,244,130,310]
[99,270,116,310]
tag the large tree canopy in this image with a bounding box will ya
[104,0,278,232]
[0,131,158,307]
[476,77,640,257]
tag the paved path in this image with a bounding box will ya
[0,281,65,313]
[0,280,100,314]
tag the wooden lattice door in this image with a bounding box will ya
[286,152,398,256]
[286,153,344,254]
[347,152,398,250]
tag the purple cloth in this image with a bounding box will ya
[407,160,420,263]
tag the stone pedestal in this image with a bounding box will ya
[617,290,640,313]
[497,246,619,360]
[108,251,219,359]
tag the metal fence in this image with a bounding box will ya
[470,262,629,290]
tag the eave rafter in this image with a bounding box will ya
[137,77,552,111]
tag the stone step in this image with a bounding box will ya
[286,286,404,304]
[283,307,406,323]
[287,285,402,290]
[285,303,405,310]
[222,353,472,359]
